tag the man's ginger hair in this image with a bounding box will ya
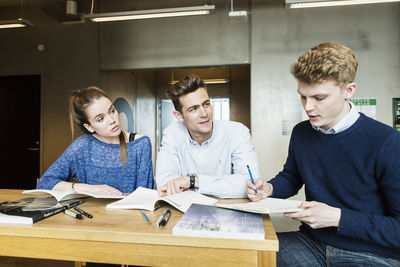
[291,42,358,87]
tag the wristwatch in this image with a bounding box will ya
[189,174,197,189]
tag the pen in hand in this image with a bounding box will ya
[155,210,171,227]
[74,206,93,219]
[247,165,258,194]
[140,210,150,224]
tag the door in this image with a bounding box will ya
[0,75,40,189]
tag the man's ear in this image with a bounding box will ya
[344,83,356,100]
[83,123,94,134]
[173,110,184,123]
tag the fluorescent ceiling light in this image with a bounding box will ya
[83,5,215,22]
[0,18,33,29]
[170,78,229,85]
[204,78,230,84]
[286,0,400,8]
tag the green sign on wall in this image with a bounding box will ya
[350,98,377,120]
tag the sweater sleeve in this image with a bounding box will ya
[337,133,400,248]
[269,131,304,198]
[36,139,83,190]
[135,137,154,189]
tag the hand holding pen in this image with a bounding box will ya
[247,179,273,202]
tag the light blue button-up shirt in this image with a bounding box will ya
[155,120,260,198]
[312,101,360,134]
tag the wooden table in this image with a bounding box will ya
[0,189,278,266]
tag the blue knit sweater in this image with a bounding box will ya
[270,113,400,260]
[37,135,153,193]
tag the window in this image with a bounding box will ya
[211,98,230,121]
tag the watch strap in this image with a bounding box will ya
[189,174,196,189]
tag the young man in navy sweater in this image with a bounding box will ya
[247,42,400,266]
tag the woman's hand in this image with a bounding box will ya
[53,181,122,195]
[74,183,123,195]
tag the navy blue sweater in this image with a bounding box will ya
[270,113,400,260]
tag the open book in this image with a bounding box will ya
[216,197,304,214]
[23,189,125,202]
[173,204,265,240]
[106,187,217,213]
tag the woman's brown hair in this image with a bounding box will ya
[69,86,128,165]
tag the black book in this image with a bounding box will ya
[0,197,82,224]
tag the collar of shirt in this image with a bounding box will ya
[187,123,215,146]
[312,101,360,134]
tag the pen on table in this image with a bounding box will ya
[247,165,258,194]
[155,209,171,227]
[140,210,150,224]
[64,209,83,220]
[74,206,93,219]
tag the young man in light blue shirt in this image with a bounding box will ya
[156,74,260,198]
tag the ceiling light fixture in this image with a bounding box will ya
[82,5,215,22]
[203,78,230,84]
[0,0,33,29]
[170,78,229,85]
[286,0,400,8]
[0,18,33,29]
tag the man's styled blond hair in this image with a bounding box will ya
[291,42,358,87]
